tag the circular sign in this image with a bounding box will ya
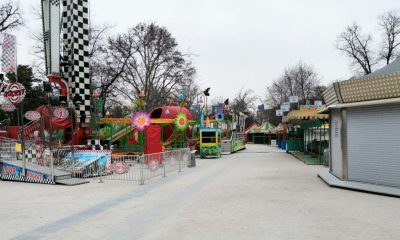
[0,104,16,112]
[168,157,176,166]
[148,160,159,172]
[53,107,69,119]
[24,111,41,121]
[4,83,26,105]
[108,162,129,174]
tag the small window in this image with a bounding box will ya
[202,131,217,143]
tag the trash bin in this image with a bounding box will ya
[280,141,286,150]
[189,150,197,167]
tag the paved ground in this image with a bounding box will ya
[1,144,400,240]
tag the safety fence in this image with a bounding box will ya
[103,148,191,184]
[0,137,17,162]
[1,137,192,185]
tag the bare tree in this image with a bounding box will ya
[265,79,286,107]
[179,76,200,109]
[231,88,258,128]
[309,85,327,102]
[0,1,23,33]
[336,23,376,75]
[378,10,400,65]
[281,68,297,97]
[110,22,197,111]
[232,88,257,114]
[265,61,320,107]
[293,61,319,103]
[93,31,135,115]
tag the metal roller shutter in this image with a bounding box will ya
[347,104,400,187]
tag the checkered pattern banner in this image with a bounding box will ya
[50,0,60,6]
[43,31,50,41]
[62,0,91,123]
[25,146,38,163]
[87,139,103,150]
[1,33,17,72]
[1,174,55,185]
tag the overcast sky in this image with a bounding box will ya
[12,0,400,104]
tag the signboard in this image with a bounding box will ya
[53,107,69,119]
[300,105,326,110]
[63,150,112,177]
[289,96,299,103]
[276,109,283,116]
[1,104,16,112]
[26,170,50,181]
[4,83,26,104]
[314,100,323,107]
[108,162,129,174]
[15,143,22,152]
[280,104,290,112]
[148,160,160,172]
[1,162,22,176]
[24,111,41,121]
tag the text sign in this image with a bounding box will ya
[314,100,323,107]
[1,104,16,112]
[108,162,129,174]
[281,104,290,112]
[4,83,26,104]
[53,107,69,119]
[24,111,41,121]
[289,96,299,103]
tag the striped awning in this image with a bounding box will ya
[283,109,328,124]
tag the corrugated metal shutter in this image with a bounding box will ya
[330,109,343,179]
[347,104,400,187]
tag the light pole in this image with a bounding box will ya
[137,89,146,148]
[69,96,81,177]
[92,90,101,140]
[203,88,210,117]
[138,89,146,111]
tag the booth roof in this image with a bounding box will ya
[248,121,276,134]
[282,109,328,124]
[245,123,260,134]
[363,57,400,78]
[323,57,400,106]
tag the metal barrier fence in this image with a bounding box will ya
[0,137,17,162]
[103,155,141,181]
[103,148,191,184]
[55,145,99,178]
[1,138,191,185]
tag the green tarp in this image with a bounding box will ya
[300,120,324,129]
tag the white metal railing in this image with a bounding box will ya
[1,140,191,185]
[102,148,191,184]
[0,137,18,162]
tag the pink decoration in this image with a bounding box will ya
[130,112,151,131]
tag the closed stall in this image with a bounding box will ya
[346,105,400,187]
[321,58,400,195]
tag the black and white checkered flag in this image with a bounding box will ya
[50,0,60,6]
[1,33,17,73]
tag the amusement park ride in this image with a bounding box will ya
[0,0,246,184]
